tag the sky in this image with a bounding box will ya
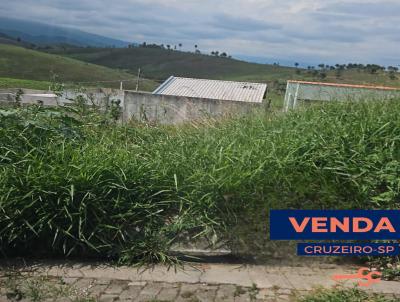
[0,0,399,66]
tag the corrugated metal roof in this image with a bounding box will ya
[153,76,267,103]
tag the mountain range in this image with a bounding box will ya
[0,17,130,47]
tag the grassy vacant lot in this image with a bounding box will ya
[1,100,400,270]
[0,44,158,91]
[46,46,400,87]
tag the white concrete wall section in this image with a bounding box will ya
[123,91,262,124]
[0,88,262,124]
[284,81,400,111]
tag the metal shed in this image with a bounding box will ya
[153,76,267,103]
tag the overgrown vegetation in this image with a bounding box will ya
[299,287,400,302]
[367,256,400,281]
[1,100,400,267]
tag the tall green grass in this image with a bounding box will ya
[1,100,400,264]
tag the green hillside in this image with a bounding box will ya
[47,46,296,82]
[0,44,157,91]
[0,77,51,90]
[0,32,36,48]
[3,43,400,93]
[46,46,400,88]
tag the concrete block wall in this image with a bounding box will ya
[123,91,262,124]
[0,88,124,108]
[0,88,262,124]
[62,88,124,107]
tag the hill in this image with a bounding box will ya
[0,32,37,48]
[46,46,296,82]
[0,44,157,91]
[46,46,400,89]
[0,17,130,47]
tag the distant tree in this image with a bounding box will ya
[387,66,399,80]
[318,63,325,70]
[214,51,219,56]
[389,71,397,80]
[174,45,177,50]
[178,43,182,50]
[336,64,345,70]
[366,64,380,74]
[195,49,201,54]
[294,62,299,68]
[195,44,198,50]
[141,43,164,49]
[17,37,21,42]
[220,52,227,57]
[166,44,171,50]
[211,51,215,56]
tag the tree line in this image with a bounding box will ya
[132,42,231,58]
[293,62,399,80]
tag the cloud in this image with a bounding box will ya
[0,0,399,65]
[321,1,400,17]
[209,14,281,32]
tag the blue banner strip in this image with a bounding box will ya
[270,210,400,240]
[297,243,400,256]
